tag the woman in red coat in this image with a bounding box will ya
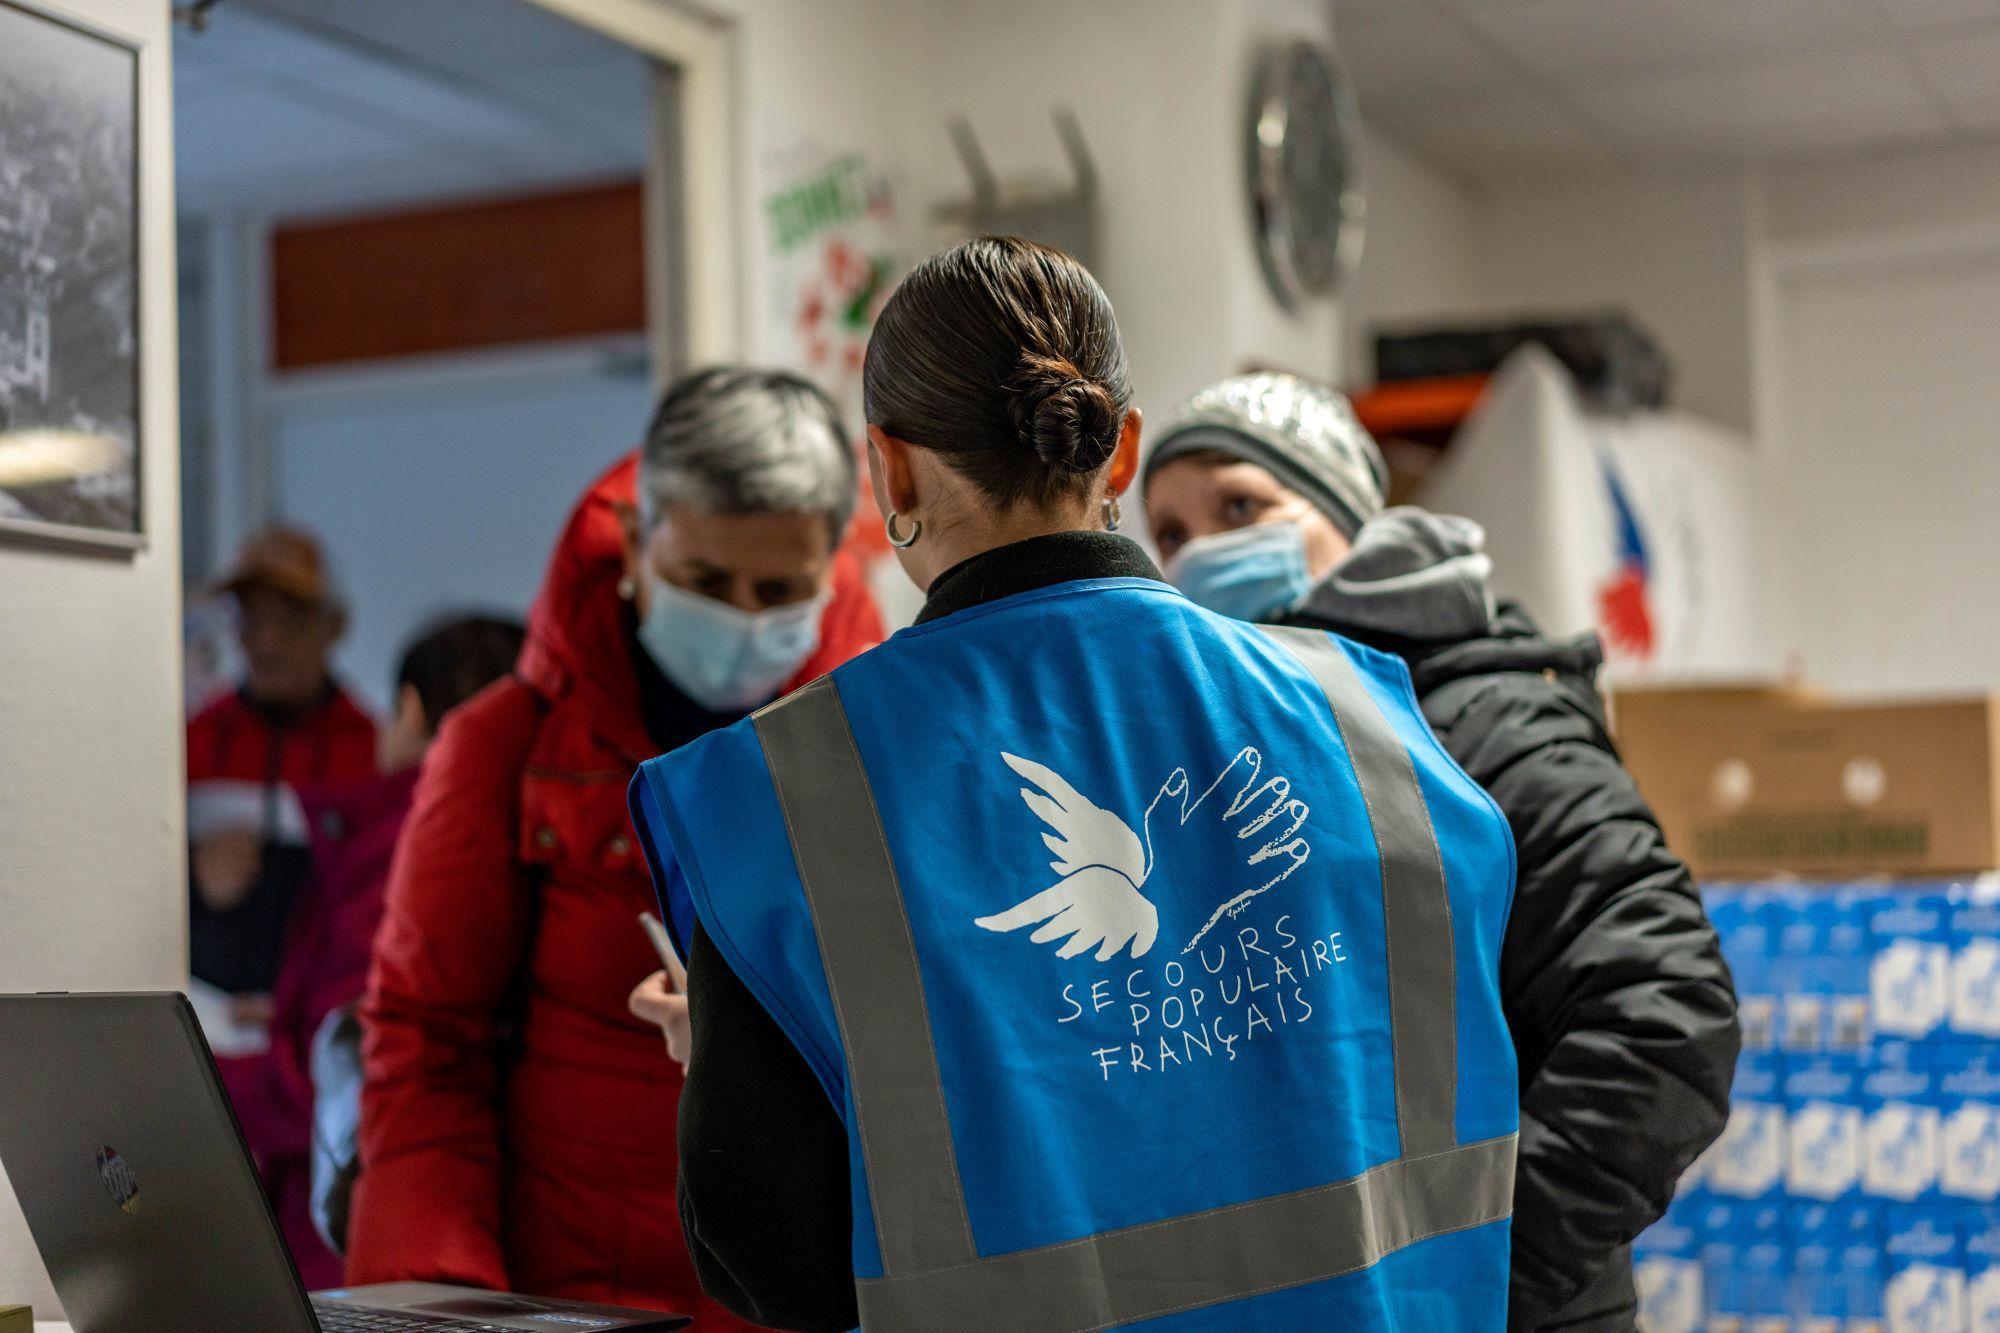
[350,369,884,1327]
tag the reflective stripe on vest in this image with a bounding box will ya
[751,626,1516,1332]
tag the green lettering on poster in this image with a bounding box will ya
[764,154,870,255]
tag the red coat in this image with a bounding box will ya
[187,686,378,789]
[350,455,883,1324]
[220,768,419,1290]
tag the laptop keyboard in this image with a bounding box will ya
[312,1300,523,1332]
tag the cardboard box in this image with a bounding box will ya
[0,1305,29,1333]
[1612,685,2000,879]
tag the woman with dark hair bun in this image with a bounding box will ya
[627,237,1522,1330]
[862,236,1134,513]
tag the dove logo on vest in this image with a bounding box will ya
[976,748,1312,962]
[977,748,1353,1084]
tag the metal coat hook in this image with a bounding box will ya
[946,117,1002,214]
[937,108,1100,267]
[1050,106,1098,203]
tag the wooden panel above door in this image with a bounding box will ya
[270,179,645,371]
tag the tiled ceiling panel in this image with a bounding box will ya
[1570,45,1949,163]
[1456,0,1892,81]
[1335,7,1521,110]
[1387,92,1621,177]
[1334,0,2000,181]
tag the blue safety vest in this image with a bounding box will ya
[630,576,1518,1331]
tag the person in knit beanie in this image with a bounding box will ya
[1140,371,1389,621]
[1142,369,1740,1333]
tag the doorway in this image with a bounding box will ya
[173,0,686,711]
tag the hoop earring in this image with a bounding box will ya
[1102,496,1122,532]
[885,512,923,549]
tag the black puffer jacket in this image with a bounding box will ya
[1280,511,1741,1331]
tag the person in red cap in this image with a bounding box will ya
[186,526,378,1006]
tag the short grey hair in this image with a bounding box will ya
[638,366,857,540]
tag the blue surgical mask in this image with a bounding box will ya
[636,575,828,712]
[1165,520,1314,622]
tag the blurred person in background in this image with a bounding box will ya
[1142,372,1740,1332]
[217,613,526,1289]
[187,526,377,1013]
[349,368,883,1324]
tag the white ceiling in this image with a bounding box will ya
[1334,0,2000,182]
[173,0,650,221]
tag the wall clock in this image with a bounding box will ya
[1247,39,1364,312]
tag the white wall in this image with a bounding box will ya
[0,0,185,1317]
[1340,127,1481,388]
[1763,139,2000,249]
[1470,169,1756,432]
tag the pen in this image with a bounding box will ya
[639,911,688,993]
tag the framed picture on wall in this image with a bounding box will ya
[0,0,142,552]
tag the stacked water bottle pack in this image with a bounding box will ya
[1635,878,2000,1332]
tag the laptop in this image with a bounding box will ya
[0,993,688,1332]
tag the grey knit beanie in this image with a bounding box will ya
[1143,372,1388,539]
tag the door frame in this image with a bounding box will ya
[523,0,741,375]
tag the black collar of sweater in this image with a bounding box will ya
[915,530,1163,625]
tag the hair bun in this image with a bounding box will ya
[1009,354,1121,475]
